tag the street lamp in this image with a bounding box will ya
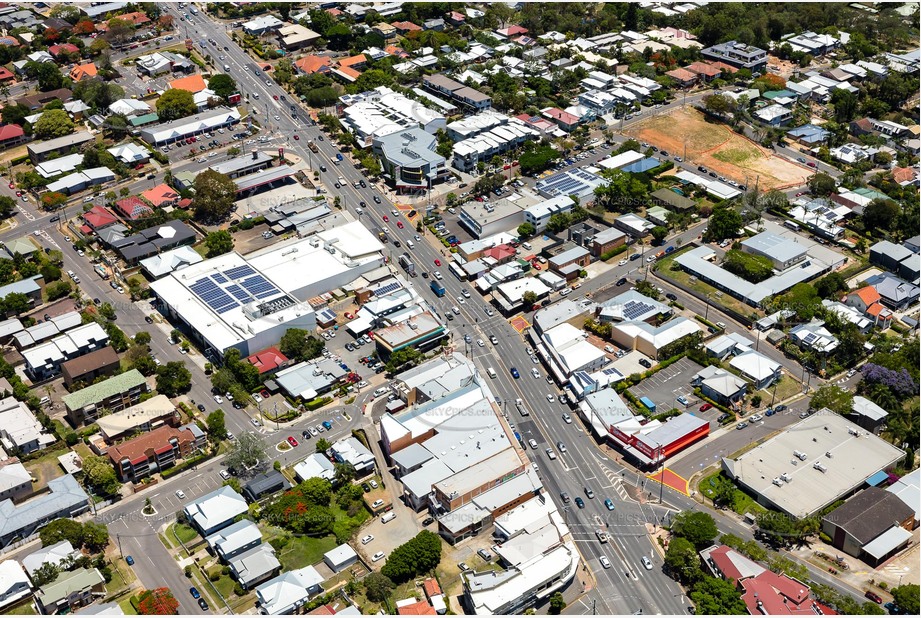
[704,293,713,322]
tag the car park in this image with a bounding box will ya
[477,549,493,561]
[422,516,435,526]
[765,408,776,416]
[677,396,690,406]
[458,562,469,571]
[717,413,730,423]
[287,436,299,447]
[774,405,787,412]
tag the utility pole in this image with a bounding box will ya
[116,534,123,558]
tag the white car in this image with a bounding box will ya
[372,551,385,562]
[175,490,186,499]
[371,499,385,509]
[545,448,557,460]
[457,295,465,304]
[750,414,763,422]
[476,339,485,347]
[361,535,374,545]
[641,556,653,570]
[462,290,471,298]
[357,381,369,388]
[618,259,628,266]
[546,393,554,402]
[213,395,223,404]
[600,555,612,569]
[646,256,655,263]
[562,413,572,424]
[531,368,540,379]
[253,393,263,403]
[369,479,378,489]
[219,470,231,480]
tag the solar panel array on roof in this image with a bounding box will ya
[190,278,237,314]
[242,275,280,299]
[212,273,228,284]
[803,332,817,344]
[188,264,284,314]
[623,300,654,320]
[224,265,255,280]
[374,282,400,296]
[602,367,620,375]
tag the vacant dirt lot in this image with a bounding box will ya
[626,107,807,190]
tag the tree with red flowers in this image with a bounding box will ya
[73,20,95,35]
[138,588,179,615]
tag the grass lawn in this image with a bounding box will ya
[118,599,138,615]
[761,374,803,403]
[107,559,136,593]
[212,573,237,600]
[698,471,766,516]
[167,522,199,547]
[655,253,764,320]
[273,533,338,571]
[24,446,70,489]
[4,599,36,615]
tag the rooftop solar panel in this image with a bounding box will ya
[212,273,228,284]
[374,282,401,296]
[224,265,256,280]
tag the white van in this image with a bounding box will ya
[373,387,389,398]
[253,92,260,99]
[381,512,396,523]
[487,367,497,379]
[39,396,51,407]
[224,64,231,72]
[522,242,532,251]
[406,240,414,249]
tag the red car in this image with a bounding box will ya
[532,263,542,270]
[8,182,14,189]
[699,403,713,412]
[864,591,882,604]
[293,135,299,140]
[807,161,816,168]
[345,312,354,319]
[396,221,404,229]
[434,259,441,266]
[287,436,299,447]
[383,215,389,222]
[273,95,278,100]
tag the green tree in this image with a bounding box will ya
[26,61,64,91]
[810,385,853,415]
[334,462,356,485]
[156,88,197,122]
[517,222,536,238]
[279,328,325,362]
[522,291,538,307]
[207,74,237,101]
[225,432,267,471]
[690,576,747,615]
[664,536,702,584]
[98,302,116,321]
[814,272,847,299]
[45,280,73,301]
[206,410,227,442]
[363,572,395,603]
[546,212,571,234]
[315,437,331,454]
[704,205,743,242]
[772,283,821,321]
[204,230,234,258]
[82,522,110,552]
[702,93,732,116]
[862,198,900,233]
[723,250,774,283]
[807,172,836,197]
[830,89,858,123]
[634,280,660,301]
[386,347,422,372]
[1,103,30,127]
[33,109,75,139]
[0,196,14,220]
[83,455,121,495]
[155,361,192,396]
[593,169,647,212]
[549,592,566,615]
[192,170,236,222]
[891,584,920,615]
[711,475,739,510]
[39,519,85,548]
[31,562,60,587]
[671,511,718,548]
[381,530,442,583]
[518,145,558,175]
[650,226,668,243]
[299,477,333,506]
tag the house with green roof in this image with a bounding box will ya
[35,568,106,614]
[128,112,159,128]
[1,237,38,259]
[63,369,150,427]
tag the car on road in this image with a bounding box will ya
[382,215,389,222]
[562,413,572,424]
[190,587,201,599]
[287,436,299,447]
[546,393,554,402]
[144,315,153,324]
[546,448,557,460]
[396,221,404,229]
[600,555,612,569]
[750,414,763,422]
[846,368,858,378]
[616,277,628,286]
[557,441,567,453]
[489,335,498,345]
[293,134,299,140]
[361,535,374,545]
[462,289,471,298]
[197,404,206,413]
[699,403,713,412]
[865,591,883,604]
[618,258,629,266]
[604,498,615,511]
[584,487,594,498]
[476,339,485,347]
[774,405,787,412]
[510,367,520,379]
[574,497,585,508]
[251,418,261,427]
[198,599,209,611]
[884,602,903,614]
[125,556,134,566]
[765,408,776,416]
[641,556,653,570]
[531,368,540,379]
[666,292,678,301]
[434,259,441,266]
[175,490,186,499]
[213,395,223,404]
[736,421,749,430]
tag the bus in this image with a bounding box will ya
[430,280,446,297]
[639,396,656,413]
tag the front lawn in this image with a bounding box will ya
[698,471,766,516]
[655,251,764,320]
[270,531,338,571]
[168,522,199,546]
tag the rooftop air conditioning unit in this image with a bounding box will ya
[813,462,827,473]
[780,472,792,483]
[772,477,783,487]
[794,450,807,461]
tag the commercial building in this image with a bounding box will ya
[493,277,551,313]
[821,487,914,566]
[373,128,449,191]
[869,240,919,282]
[722,413,905,519]
[462,494,579,615]
[0,397,55,455]
[109,220,197,265]
[184,486,249,536]
[535,322,608,382]
[422,74,491,111]
[278,23,321,50]
[209,151,274,179]
[95,395,179,443]
[45,167,116,195]
[152,224,384,357]
[329,437,376,477]
[139,107,241,146]
[610,317,701,360]
[339,87,445,146]
[458,198,524,239]
[139,246,204,280]
[107,424,201,482]
[63,370,150,427]
[522,196,575,233]
[863,272,919,311]
[273,357,347,400]
[373,312,447,358]
[740,232,808,270]
[534,168,608,202]
[0,475,90,548]
[60,346,120,387]
[694,366,748,407]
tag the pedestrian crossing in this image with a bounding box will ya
[598,461,630,501]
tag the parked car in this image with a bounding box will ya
[736,422,749,430]
[361,535,374,544]
[699,403,713,412]
[125,556,134,566]
[638,358,652,368]
[865,591,883,604]
[189,587,201,600]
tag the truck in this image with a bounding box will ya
[398,253,415,275]
[307,141,318,153]
[430,280,446,297]
[377,229,388,243]
[515,398,530,417]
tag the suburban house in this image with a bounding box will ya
[184,486,249,536]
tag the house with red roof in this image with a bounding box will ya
[0,123,27,150]
[446,11,466,26]
[69,63,98,82]
[541,107,581,132]
[169,74,207,94]
[665,67,698,87]
[391,21,422,34]
[483,244,517,264]
[115,196,154,220]
[384,45,411,59]
[332,55,367,83]
[685,61,722,81]
[891,166,918,186]
[496,25,529,38]
[700,545,836,616]
[396,600,436,615]
[845,286,893,330]
[0,66,14,82]
[82,205,119,232]
[48,43,80,57]
[246,347,290,374]
[97,11,150,30]
[294,55,332,75]
[107,424,198,482]
[141,184,180,208]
